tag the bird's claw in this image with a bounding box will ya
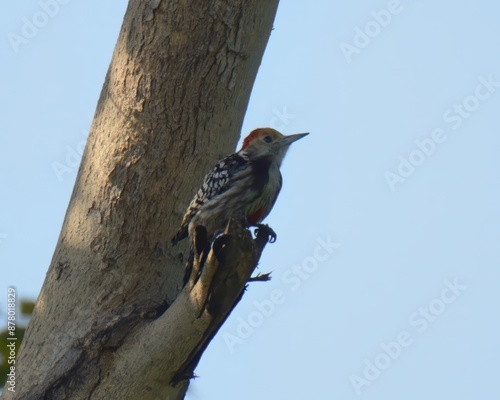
[255,224,277,243]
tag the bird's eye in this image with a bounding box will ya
[263,135,273,143]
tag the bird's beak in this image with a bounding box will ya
[279,132,309,146]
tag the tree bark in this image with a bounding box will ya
[3,1,279,399]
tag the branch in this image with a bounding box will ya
[86,220,271,399]
[7,1,280,398]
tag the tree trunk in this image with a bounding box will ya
[3,1,279,399]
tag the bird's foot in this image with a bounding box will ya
[254,224,277,243]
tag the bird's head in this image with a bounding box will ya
[241,128,308,165]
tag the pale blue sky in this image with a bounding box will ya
[1,1,499,399]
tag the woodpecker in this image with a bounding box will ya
[171,128,308,246]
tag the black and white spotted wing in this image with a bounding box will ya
[171,152,249,244]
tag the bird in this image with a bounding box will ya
[171,128,308,247]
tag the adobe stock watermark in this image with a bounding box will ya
[385,74,500,192]
[51,129,88,182]
[8,0,71,54]
[339,0,415,63]
[269,106,295,132]
[349,278,467,395]
[6,287,18,393]
[222,236,341,352]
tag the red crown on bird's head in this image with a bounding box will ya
[242,128,266,149]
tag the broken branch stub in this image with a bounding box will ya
[172,219,272,384]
